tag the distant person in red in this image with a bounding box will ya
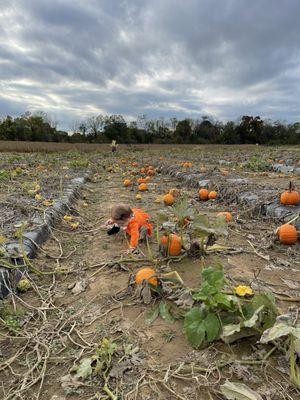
[105,204,153,253]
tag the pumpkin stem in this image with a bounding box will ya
[289,181,294,192]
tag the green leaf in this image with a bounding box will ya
[192,214,213,236]
[172,195,194,221]
[244,305,264,328]
[183,307,206,348]
[260,321,294,343]
[159,301,175,323]
[221,380,263,400]
[250,293,278,329]
[214,293,234,309]
[202,267,224,290]
[213,215,228,236]
[145,307,159,325]
[75,357,93,379]
[203,313,221,342]
[222,323,241,338]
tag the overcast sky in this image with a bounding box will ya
[0,0,300,130]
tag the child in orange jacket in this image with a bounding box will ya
[105,204,153,253]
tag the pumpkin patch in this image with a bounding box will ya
[1,145,299,400]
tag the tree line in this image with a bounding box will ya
[0,112,299,145]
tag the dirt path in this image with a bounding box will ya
[0,163,299,400]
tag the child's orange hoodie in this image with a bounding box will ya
[125,208,153,248]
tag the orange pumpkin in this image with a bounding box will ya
[217,212,232,223]
[280,183,300,206]
[132,162,138,167]
[199,188,209,201]
[278,224,297,245]
[147,169,155,176]
[138,183,148,191]
[169,188,180,198]
[160,234,182,256]
[135,268,158,286]
[208,191,218,200]
[140,168,146,174]
[137,177,147,184]
[163,193,174,206]
[123,179,132,187]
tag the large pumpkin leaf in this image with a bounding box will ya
[213,215,228,236]
[192,214,214,236]
[260,319,300,343]
[183,307,206,348]
[221,323,241,339]
[203,313,221,342]
[221,306,265,342]
[244,305,264,328]
[172,195,194,221]
[251,293,278,329]
[221,380,263,400]
[183,308,221,348]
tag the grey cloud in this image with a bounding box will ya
[0,0,299,130]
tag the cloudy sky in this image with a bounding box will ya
[0,0,300,130]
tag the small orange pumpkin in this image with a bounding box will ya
[217,212,232,223]
[280,182,300,206]
[278,224,297,245]
[131,162,138,167]
[163,193,175,206]
[137,177,147,184]
[135,268,158,286]
[160,234,182,256]
[199,188,209,201]
[123,179,132,187]
[138,183,148,191]
[208,191,218,200]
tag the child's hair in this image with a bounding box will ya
[111,204,133,222]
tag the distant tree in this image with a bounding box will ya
[174,119,192,143]
[86,115,105,142]
[103,115,128,142]
[193,116,219,143]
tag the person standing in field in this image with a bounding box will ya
[111,140,118,153]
